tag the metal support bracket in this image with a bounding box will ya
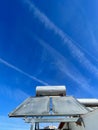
[24,117,79,123]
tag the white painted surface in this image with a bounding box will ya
[69,108,98,130]
[62,108,98,130]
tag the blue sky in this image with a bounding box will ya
[0,0,98,129]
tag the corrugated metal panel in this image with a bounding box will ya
[9,97,50,117]
[52,96,89,115]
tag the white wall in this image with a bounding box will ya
[63,108,98,130]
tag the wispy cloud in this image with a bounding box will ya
[65,0,98,62]
[88,26,98,54]
[24,0,98,78]
[0,85,29,101]
[37,38,96,96]
[0,57,49,85]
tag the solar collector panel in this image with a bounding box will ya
[52,96,89,115]
[9,96,89,117]
[9,96,50,117]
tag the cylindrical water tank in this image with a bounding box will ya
[77,99,98,107]
[36,86,66,96]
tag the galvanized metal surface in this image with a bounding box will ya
[24,117,79,123]
[52,96,89,115]
[36,86,66,96]
[9,96,89,117]
[77,98,98,107]
[9,97,50,117]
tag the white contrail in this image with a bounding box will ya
[0,85,29,100]
[37,38,96,96]
[25,0,98,78]
[0,57,49,85]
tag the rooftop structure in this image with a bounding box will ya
[9,86,98,130]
